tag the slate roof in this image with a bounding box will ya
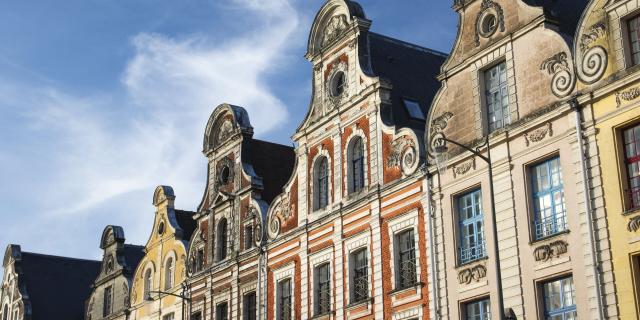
[242,139,296,204]
[122,244,145,273]
[365,32,447,131]
[19,252,100,320]
[522,0,590,38]
[175,209,198,240]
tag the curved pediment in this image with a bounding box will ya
[306,0,366,58]
[3,244,21,268]
[203,104,253,154]
[100,225,125,249]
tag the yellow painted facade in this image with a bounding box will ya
[577,0,640,318]
[129,186,195,320]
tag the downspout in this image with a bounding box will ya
[425,172,439,320]
[571,99,605,320]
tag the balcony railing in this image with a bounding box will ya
[352,275,368,303]
[459,241,486,264]
[628,187,640,211]
[534,215,568,240]
[397,259,417,289]
[316,286,331,315]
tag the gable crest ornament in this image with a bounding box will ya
[474,0,505,46]
[322,15,349,48]
[577,20,608,84]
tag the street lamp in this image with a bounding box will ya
[430,131,509,320]
[147,284,192,320]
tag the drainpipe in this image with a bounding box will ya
[571,99,605,320]
[425,172,439,320]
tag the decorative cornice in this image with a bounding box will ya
[533,240,569,262]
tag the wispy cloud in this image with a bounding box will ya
[0,0,299,257]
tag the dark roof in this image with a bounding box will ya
[122,244,145,274]
[20,252,100,320]
[365,32,447,131]
[523,0,589,37]
[242,139,296,204]
[175,209,197,240]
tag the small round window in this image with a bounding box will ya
[157,221,165,235]
[329,71,346,97]
[218,165,231,185]
[479,12,498,37]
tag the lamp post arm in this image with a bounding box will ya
[149,290,192,302]
[441,137,490,164]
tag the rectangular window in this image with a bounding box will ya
[542,277,577,319]
[403,99,425,120]
[395,229,417,289]
[245,225,254,250]
[464,298,491,320]
[350,248,368,304]
[628,15,640,66]
[315,263,331,315]
[631,254,640,311]
[243,292,256,320]
[162,313,175,320]
[624,124,640,210]
[458,189,486,264]
[484,62,510,132]
[531,157,567,239]
[277,279,292,320]
[191,312,202,320]
[216,302,228,320]
[103,285,112,317]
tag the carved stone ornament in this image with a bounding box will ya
[540,52,575,98]
[458,264,487,284]
[321,15,349,48]
[215,119,234,146]
[534,240,569,262]
[616,87,640,107]
[628,215,640,232]
[452,158,476,178]
[430,112,453,135]
[123,283,130,307]
[214,157,235,194]
[325,60,349,108]
[388,136,418,175]
[577,21,608,84]
[268,192,294,239]
[474,0,505,46]
[523,122,553,146]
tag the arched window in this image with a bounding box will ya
[314,157,329,211]
[143,269,152,300]
[217,218,228,261]
[349,137,365,194]
[164,257,174,290]
[3,304,8,320]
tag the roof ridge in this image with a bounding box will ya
[22,251,100,263]
[123,244,145,249]
[369,32,448,58]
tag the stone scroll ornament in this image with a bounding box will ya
[533,240,569,262]
[540,52,575,98]
[387,136,418,176]
[458,264,487,284]
[267,193,292,240]
[577,21,608,84]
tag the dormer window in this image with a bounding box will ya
[403,99,425,120]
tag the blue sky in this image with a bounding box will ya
[0,0,456,259]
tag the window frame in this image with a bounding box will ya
[540,276,577,319]
[164,256,175,290]
[461,297,491,320]
[456,188,487,265]
[216,302,229,320]
[482,60,510,133]
[624,12,640,68]
[244,224,254,251]
[529,156,567,240]
[217,218,228,261]
[394,228,417,290]
[277,278,292,320]
[103,285,113,317]
[243,291,257,320]
[403,98,426,121]
[313,156,330,211]
[314,262,331,316]
[621,123,640,211]
[143,268,153,300]
[348,136,366,195]
[349,247,369,304]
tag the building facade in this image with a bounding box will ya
[262,1,445,320]
[128,186,196,320]
[574,0,640,318]
[424,0,617,319]
[85,226,145,320]
[185,103,295,320]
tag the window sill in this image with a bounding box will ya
[311,311,334,319]
[623,207,640,216]
[530,230,570,245]
[347,298,372,309]
[456,256,488,269]
[390,282,424,295]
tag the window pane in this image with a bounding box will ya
[544,277,577,319]
[484,62,510,132]
[531,157,566,239]
[458,189,486,263]
[465,298,491,320]
[629,15,640,66]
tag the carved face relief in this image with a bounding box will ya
[321,15,348,48]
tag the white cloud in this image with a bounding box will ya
[0,0,300,256]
